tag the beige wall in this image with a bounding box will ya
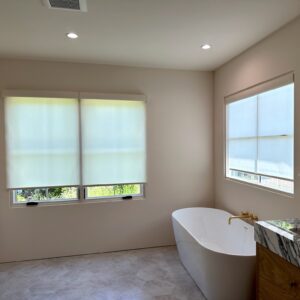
[214,17,300,219]
[4,15,297,264]
[0,59,214,263]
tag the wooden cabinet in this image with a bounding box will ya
[257,244,300,300]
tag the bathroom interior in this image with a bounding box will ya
[0,1,300,300]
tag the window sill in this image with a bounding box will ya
[10,196,146,208]
[225,176,294,198]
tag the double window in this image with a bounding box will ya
[4,92,146,204]
[225,73,294,194]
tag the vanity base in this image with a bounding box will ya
[257,244,300,300]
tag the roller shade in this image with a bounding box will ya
[225,72,294,104]
[80,97,146,185]
[227,82,294,180]
[5,96,80,189]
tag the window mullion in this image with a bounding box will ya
[78,95,84,201]
[255,95,259,174]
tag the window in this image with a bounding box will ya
[4,92,146,204]
[225,73,294,194]
[85,184,143,199]
[14,187,79,203]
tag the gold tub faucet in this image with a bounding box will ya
[228,211,258,225]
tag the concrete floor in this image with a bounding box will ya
[0,246,205,300]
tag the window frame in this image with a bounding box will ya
[83,183,145,201]
[3,90,147,206]
[224,73,295,196]
[11,186,80,205]
[11,184,145,206]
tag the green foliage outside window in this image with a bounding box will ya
[15,184,141,203]
[87,184,141,198]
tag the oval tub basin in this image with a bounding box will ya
[172,207,256,300]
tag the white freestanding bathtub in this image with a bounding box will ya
[172,207,256,300]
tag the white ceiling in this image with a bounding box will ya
[0,0,299,70]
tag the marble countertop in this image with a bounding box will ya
[254,219,300,267]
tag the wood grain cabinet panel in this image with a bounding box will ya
[257,244,300,300]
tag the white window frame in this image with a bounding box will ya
[84,184,145,201]
[3,90,147,206]
[11,187,80,205]
[224,72,295,195]
[11,184,145,205]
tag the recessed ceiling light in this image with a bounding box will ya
[67,32,78,39]
[201,44,211,50]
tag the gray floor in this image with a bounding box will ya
[0,246,205,300]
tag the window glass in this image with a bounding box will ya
[258,84,294,136]
[257,136,293,179]
[85,184,142,199]
[14,187,78,203]
[227,96,257,138]
[228,139,257,173]
[226,83,294,194]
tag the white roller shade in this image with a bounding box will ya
[226,83,294,180]
[5,96,80,189]
[257,84,294,179]
[225,72,294,104]
[81,98,146,185]
[227,96,257,173]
